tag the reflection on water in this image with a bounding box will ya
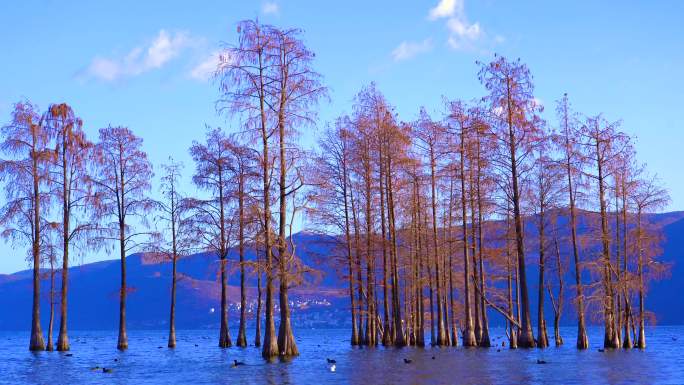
[1,326,683,384]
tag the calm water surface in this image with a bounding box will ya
[1,326,683,384]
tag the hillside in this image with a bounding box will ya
[0,212,682,330]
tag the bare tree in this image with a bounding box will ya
[267,25,327,357]
[154,158,191,348]
[188,128,236,348]
[225,138,258,348]
[414,107,449,346]
[478,55,542,348]
[92,125,154,351]
[45,103,95,351]
[579,115,628,349]
[311,118,362,345]
[216,19,280,358]
[554,93,589,349]
[447,100,477,347]
[0,101,51,351]
[631,175,669,349]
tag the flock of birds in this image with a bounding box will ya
[76,333,684,376]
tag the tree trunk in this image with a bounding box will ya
[218,175,232,349]
[117,222,128,351]
[350,187,365,345]
[257,35,278,358]
[29,146,45,352]
[255,242,262,348]
[378,143,391,346]
[429,147,447,346]
[342,147,359,346]
[276,107,298,356]
[552,233,564,347]
[537,206,549,348]
[237,175,248,348]
[637,209,646,349]
[507,240,518,349]
[57,143,70,352]
[47,264,55,351]
[562,122,589,349]
[168,250,177,348]
[596,141,619,349]
[621,185,633,349]
[413,180,426,347]
[387,154,405,347]
[459,128,477,347]
[475,137,490,348]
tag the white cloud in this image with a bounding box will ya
[446,18,482,49]
[190,51,223,82]
[392,38,433,61]
[262,1,279,15]
[428,0,492,51]
[429,0,463,20]
[83,30,193,82]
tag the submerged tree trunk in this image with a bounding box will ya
[343,163,359,346]
[459,128,477,347]
[537,206,549,349]
[117,221,128,351]
[550,233,564,347]
[276,109,298,356]
[386,154,405,347]
[507,117,535,348]
[637,209,646,349]
[561,116,589,349]
[255,241,263,348]
[620,187,633,349]
[236,175,248,348]
[47,262,55,351]
[475,140,490,348]
[596,141,619,349]
[379,143,391,346]
[29,148,45,352]
[350,188,365,345]
[218,173,232,349]
[168,249,178,348]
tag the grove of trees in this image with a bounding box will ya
[0,19,671,356]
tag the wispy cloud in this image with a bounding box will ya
[262,1,279,15]
[391,38,433,61]
[446,17,482,49]
[429,0,462,20]
[428,0,490,50]
[189,50,223,82]
[82,30,194,82]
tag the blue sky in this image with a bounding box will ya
[1,0,682,273]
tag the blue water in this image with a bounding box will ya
[1,326,683,384]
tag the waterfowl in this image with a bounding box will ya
[536,359,547,364]
[102,368,113,373]
[326,358,337,364]
[232,360,245,367]
[403,358,412,364]
[329,364,336,372]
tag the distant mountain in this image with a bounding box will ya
[0,212,682,331]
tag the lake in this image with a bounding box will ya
[1,326,683,384]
